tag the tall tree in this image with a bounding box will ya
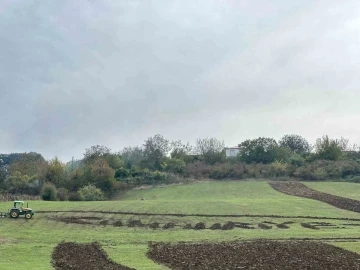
[91,158,115,194]
[170,140,193,160]
[279,134,312,154]
[83,145,111,164]
[143,134,170,170]
[120,146,145,168]
[46,157,66,187]
[314,135,343,160]
[238,137,287,164]
[195,138,225,164]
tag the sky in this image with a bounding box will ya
[1,0,360,161]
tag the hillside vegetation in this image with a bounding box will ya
[1,134,360,203]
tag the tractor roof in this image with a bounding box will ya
[14,201,24,203]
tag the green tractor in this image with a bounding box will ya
[9,201,34,219]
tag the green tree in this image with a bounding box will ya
[46,157,66,187]
[238,137,286,164]
[170,140,193,160]
[9,152,48,182]
[114,167,130,179]
[6,171,30,194]
[78,184,105,201]
[279,134,312,154]
[195,138,225,164]
[120,146,145,168]
[162,158,186,174]
[314,135,343,161]
[90,158,115,194]
[41,183,57,201]
[143,134,170,170]
[83,145,111,165]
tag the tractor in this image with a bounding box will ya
[9,201,34,219]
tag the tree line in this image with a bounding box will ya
[0,134,359,201]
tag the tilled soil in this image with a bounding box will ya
[39,210,360,221]
[148,240,360,270]
[53,216,357,232]
[52,242,134,270]
[270,182,360,213]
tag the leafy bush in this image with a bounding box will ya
[41,183,57,201]
[117,168,182,186]
[56,188,69,201]
[68,192,81,201]
[114,167,130,179]
[163,158,186,174]
[78,184,105,201]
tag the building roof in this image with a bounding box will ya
[225,146,242,149]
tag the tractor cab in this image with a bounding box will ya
[10,201,34,219]
[14,200,24,209]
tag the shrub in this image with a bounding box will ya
[68,192,81,201]
[163,158,186,174]
[56,188,69,201]
[78,184,105,201]
[114,167,130,179]
[41,183,57,201]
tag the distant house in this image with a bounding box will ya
[225,145,243,158]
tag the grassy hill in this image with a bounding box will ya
[0,180,359,269]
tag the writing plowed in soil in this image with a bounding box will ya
[270,181,360,213]
[148,240,360,270]
[52,242,134,270]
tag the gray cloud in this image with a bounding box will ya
[0,0,359,160]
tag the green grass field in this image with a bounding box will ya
[0,181,359,269]
[306,182,360,200]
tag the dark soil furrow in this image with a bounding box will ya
[52,242,135,270]
[270,181,360,213]
[148,240,360,269]
[37,210,360,221]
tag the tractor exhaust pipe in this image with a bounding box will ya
[27,203,28,208]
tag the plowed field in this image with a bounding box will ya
[270,182,360,213]
[148,240,360,269]
[52,242,134,270]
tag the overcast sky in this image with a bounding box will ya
[1,0,360,161]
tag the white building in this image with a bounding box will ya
[225,145,242,158]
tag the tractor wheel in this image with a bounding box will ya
[25,213,32,219]
[10,210,19,218]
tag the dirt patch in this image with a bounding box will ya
[234,222,254,229]
[163,223,175,229]
[270,181,360,213]
[38,210,360,221]
[100,220,109,226]
[194,222,206,230]
[114,220,123,227]
[222,221,235,230]
[148,240,360,269]
[54,217,94,225]
[258,223,272,229]
[127,220,144,227]
[52,242,134,270]
[183,224,192,229]
[277,223,289,229]
[148,222,160,229]
[263,221,277,224]
[209,223,222,230]
[276,224,289,229]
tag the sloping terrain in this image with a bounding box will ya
[52,242,135,270]
[270,181,360,213]
[148,240,360,270]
